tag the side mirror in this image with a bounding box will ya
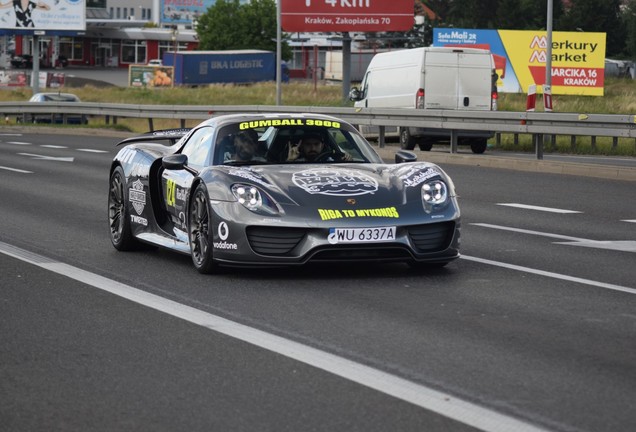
[348,87,361,101]
[395,150,417,164]
[162,154,188,170]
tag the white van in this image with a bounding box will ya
[349,47,498,154]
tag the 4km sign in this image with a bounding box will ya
[281,0,414,32]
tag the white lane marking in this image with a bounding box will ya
[622,220,636,224]
[18,153,74,162]
[496,203,581,214]
[0,165,33,174]
[472,223,636,253]
[77,148,109,153]
[0,241,550,432]
[5,141,31,145]
[472,223,585,242]
[462,255,636,295]
[555,240,636,252]
[40,145,68,149]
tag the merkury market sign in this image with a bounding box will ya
[434,28,606,96]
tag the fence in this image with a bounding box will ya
[2,101,635,159]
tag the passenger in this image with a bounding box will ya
[225,130,265,162]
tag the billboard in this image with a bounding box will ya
[161,0,213,25]
[0,0,86,31]
[281,0,414,33]
[433,28,606,96]
[129,65,174,88]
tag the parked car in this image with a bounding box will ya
[10,54,33,69]
[18,92,88,125]
[108,113,461,273]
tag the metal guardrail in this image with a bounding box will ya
[2,101,635,159]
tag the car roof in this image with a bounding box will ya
[30,93,81,102]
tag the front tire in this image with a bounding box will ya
[189,184,218,274]
[108,166,140,251]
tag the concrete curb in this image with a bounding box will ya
[374,146,636,182]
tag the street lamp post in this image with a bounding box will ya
[171,26,178,85]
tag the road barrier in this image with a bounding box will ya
[2,101,635,159]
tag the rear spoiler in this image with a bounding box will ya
[116,128,192,146]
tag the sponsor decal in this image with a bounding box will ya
[228,168,271,187]
[293,168,378,196]
[218,222,229,240]
[213,221,238,250]
[130,215,148,226]
[213,241,238,250]
[166,179,176,207]
[129,179,146,215]
[318,207,399,221]
[239,118,340,130]
[398,166,442,188]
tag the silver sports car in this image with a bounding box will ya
[108,113,461,273]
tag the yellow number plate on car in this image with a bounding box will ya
[328,227,396,244]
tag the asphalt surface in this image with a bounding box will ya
[1,129,635,431]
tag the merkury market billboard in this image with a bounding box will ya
[433,28,606,96]
[281,0,414,32]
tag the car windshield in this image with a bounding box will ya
[213,119,383,166]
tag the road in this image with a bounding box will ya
[1,130,635,432]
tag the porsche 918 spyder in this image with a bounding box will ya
[108,113,461,273]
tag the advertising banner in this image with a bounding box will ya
[0,0,86,31]
[281,0,414,32]
[433,28,606,96]
[161,0,212,25]
[129,65,174,88]
[0,70,27,87]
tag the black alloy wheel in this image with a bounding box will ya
[189,184,218,274]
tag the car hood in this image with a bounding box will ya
[210,162,452,208]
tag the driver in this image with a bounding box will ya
[287,132,325,162]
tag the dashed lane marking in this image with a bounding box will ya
[496,203,581,214]
[471,223,636,253]
[0,165,33,174]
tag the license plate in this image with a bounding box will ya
[328,226,396,245]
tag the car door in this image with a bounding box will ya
[161,126,214,238]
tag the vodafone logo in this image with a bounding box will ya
[218,222,229,241]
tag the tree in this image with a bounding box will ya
[557,0,625,56]
[624,0,636,59]
[197,0,291,59]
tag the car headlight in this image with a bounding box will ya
[421,180,448,213]
[231,184,283,215]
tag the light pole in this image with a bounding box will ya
[276,0,282,105]
[171,26,178,85]
[545,0,553,95]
